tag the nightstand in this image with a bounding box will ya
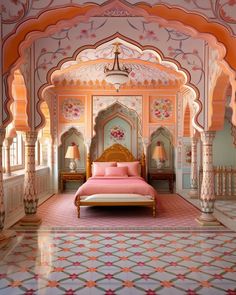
[60,171,86,192]
[148,170,175,193]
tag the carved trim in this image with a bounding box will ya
[95,143,135,162]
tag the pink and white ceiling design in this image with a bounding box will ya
[2,0,236,38]
[2,0,233,131]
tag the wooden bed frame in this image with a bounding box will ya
[76,143,156,217]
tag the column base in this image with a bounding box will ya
[20,214,42,226]
[196,212,221,226]
[189,189,199,199]
[0,230,16,248]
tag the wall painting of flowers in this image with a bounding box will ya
[149,96,175,123]
[59,96,85,123]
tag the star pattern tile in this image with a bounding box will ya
[0,230,236,294]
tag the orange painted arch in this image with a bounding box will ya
[3,2,236,74]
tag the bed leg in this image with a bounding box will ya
[77,205,80,218]
[153,202,156,217]
[76,201,80,218]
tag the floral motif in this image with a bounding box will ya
[110,125,125,141]
[152,99,173,119]
[62,98,84,120]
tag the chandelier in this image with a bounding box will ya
[104,43,131,92]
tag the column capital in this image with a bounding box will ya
[23,131,38,145]
[200,131,215,145]
[0,129,6,146]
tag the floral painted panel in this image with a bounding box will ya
[183,143,192,166]
[110,125,125,141]
[149,96,175,123]
[59,96,85,123]
[104,117,132,151]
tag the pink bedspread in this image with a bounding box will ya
[74,176,157,204]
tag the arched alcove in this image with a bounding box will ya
[11,69,29,131]
[149,127,174,171]
[91,102,142,161]
[59,127,85,173]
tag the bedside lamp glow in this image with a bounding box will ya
[65,143,80,172]
[152,141,167,169]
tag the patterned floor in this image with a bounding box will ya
[215,201,236,221]
[32,193,204,228]
[0,229,236,294]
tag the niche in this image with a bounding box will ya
[91,102,142,161]
[149,127,173,171]
[58,127,85,172]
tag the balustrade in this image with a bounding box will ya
[199,166,236,199]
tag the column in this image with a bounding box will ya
[0,129,15,247]
[20,131,41,226]
[142,137,150,181]
[189,137,198,198]
[85,138,92,180]
[196,131,220,225]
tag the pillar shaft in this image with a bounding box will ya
[23,131,38,214]
[196,131,219,225]
[189,137,198,198]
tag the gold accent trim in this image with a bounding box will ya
[95,143,135,162]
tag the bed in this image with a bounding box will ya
[74,144,157,218]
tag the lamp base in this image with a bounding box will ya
[69,160,76,172]
[156,160,165,169]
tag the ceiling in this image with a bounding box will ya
[51,41,186,87]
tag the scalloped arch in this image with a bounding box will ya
[3,0,235,130]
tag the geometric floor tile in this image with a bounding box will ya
[1,230,236,294]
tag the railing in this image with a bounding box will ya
[3,167,51,228]
[199,166,236,199]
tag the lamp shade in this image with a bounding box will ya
[65,145,80,159]
[152,143,166,162]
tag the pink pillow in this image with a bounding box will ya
[117,161,140,176]
[92,162,116,177]
[105,166,128,177]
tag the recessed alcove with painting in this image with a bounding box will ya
[58,127,86,191]
[90,100,143,165]
[149,127,175,192]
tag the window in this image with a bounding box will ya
[10,133,24,169]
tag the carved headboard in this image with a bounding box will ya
[87,143,146,178]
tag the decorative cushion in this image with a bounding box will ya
[117,161,140,176]
[92,162,117,177]
[105,166,128,177]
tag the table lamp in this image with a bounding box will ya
[152,141,167,169]
[65,143,80,172]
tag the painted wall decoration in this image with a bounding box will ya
[149,96,175,123]
[62,98,84,120]
[152,98,173,120]
[110,125,125,141]
[184,145,192,165]
[59,96,85,123]
[104,117,131,151]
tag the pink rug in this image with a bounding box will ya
[35,193,202,228]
